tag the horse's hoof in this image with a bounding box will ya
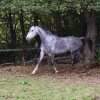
[68,68,73,73]
[55,70,59,73]
[31,72,36,75]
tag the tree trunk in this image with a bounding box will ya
[7,10,16,63]
[8,10,16,49]
[53,12,63,36]
[34,13,39,26]
[33,13,40,48]
[84,10,97,63]
[19,9,27,65]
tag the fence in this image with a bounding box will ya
[0,44,100,65]
[0,48,40,65]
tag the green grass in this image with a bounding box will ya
[0,76,100,100]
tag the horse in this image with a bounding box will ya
[26,26,88,74]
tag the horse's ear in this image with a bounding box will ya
[32,25,35,28]
[30,26,35,30]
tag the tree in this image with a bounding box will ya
[0,0,100,64]
[19,8,27,65]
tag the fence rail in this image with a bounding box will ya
[0,48,39,52]
[0,44,99,65]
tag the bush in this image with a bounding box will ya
[95,48,100,62]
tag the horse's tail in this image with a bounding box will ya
[80,37,93,52]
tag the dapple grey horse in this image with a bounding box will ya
[26,26,84,74]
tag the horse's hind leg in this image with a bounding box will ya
[31,51,44,75]
[73,51,88,71]
[77,51,88,69]
[70,52,76,71]
[77,51,85,66]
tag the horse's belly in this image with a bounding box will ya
[53,42,70,54]
[53,45,69,54]
[43,45,68,55]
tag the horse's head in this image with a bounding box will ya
[26,26,38,41]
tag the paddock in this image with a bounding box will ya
[0,42,100,100]
[0,63,100,100]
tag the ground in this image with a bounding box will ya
[0,63,100,100]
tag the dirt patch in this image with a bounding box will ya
[0,62,100,86]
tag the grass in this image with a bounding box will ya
[0,76,100,100]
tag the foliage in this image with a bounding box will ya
[0,0,100,63]
[95,48,100,62]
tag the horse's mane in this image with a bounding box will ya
[38,25,52,35]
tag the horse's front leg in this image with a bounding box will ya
[49,55,59,73]
[31,51,44,75]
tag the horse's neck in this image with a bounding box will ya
[38,27,50,41]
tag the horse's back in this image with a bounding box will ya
[53,36,82,54]
[40,35,82,55]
